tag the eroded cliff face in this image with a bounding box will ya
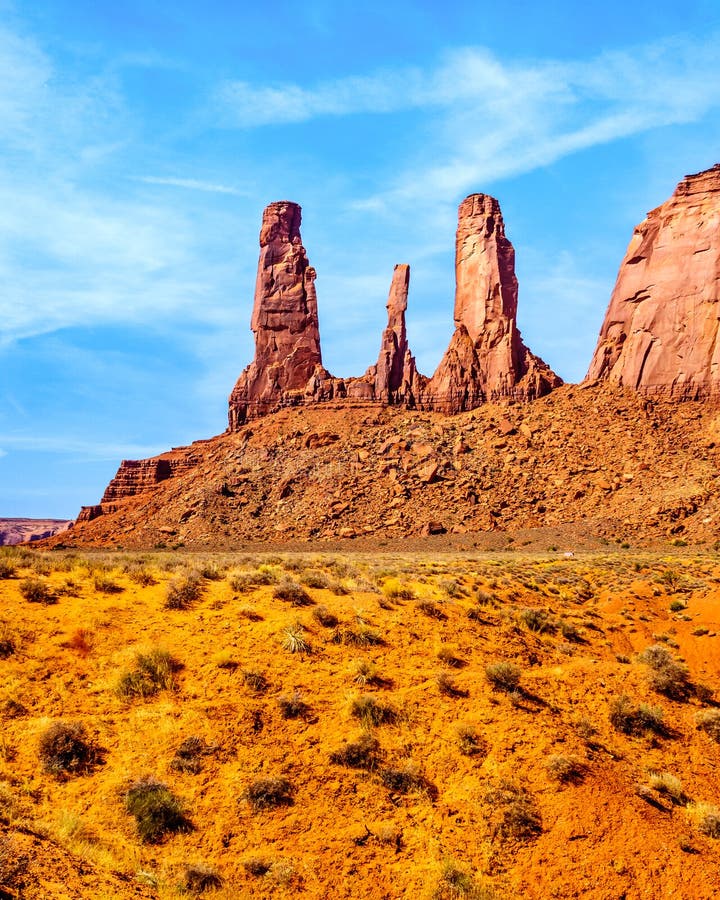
[586,165,720,398]
[421,194,561,410]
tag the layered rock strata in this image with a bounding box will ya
[586,164,720,398]
[228,201,330,428]
[421,194,561,411]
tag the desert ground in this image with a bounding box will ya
[1,544,720,898]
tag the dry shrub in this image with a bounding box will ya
[117,649,180,699]
[273,579,312,606]
[184,863,222,893]
[170,737,206,774]
[277,691,309,719]
[242,777,294,811]
[432,859,493,899]
[165,572,203,610]
[379,763,427,794]
[350,695,397,727]
[19,577,56,605]
[456,725,485,757]
[229,569,277,592]
[38,721,100,778]
[312,605,339,627]
[0,622,15,659]
[329,733,382,770]
[93,574,123,594]
[485,780,542,841]
[125,777,191,843]
[241,669,268,694]
[485,662,521,692]
[609,695,666,736]
[545,755,587,784]
[696,709,720,742]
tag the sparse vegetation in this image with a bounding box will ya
[273,578,312,606]
[0,835,27,894]
[696,709,720,742]
[184,862,223,893]
[282,623,311,654]
[170,737,206,774]
[350,695,397,727]
[277,691,308,719]
[545,755,587,784]
[432,859,492,900]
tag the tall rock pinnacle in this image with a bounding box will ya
[372,264,419,404]
[228,201,326,427]
[423,194,561,410]
[586,164,720,398]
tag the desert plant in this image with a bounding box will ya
[241,669,269,694]
[609,695,666,736]
[351,659,382,686]
[696,709,720,742]
[273,579,312,606]
[694,804,720,838]
[436,672,467,697]
[165,572,203,610]
[432,859,492,900]
[242,777,295,811]
[485,781,542,841]
[381,578,414,601]
[19,577,56,604]
[456,725,485,757]
[545,755,586,784]
[170,736,206,774]
[415,599,446,619]
[93,574,123,594]
[125,777,190,843]
[125,564,156,586]
[437,646,463,667]
[282,623,311,654]
[485,662,521,693]
[647,772,688,805]
[300,569,330,590]
[38,721,99,777]
[312,605,339,627]
[184,863,223,893]
[0,622,15,658]
[350,695,397,727]
[560,620,583,642]
[518,608,555,633]
[0,560,15,579]
[277,691,308,719]
[242,856,273,876]
[639,645,693,701]
[117,648,180,699]
[329,733,382,769]
[379,763,427,794]
[332,624,383,647]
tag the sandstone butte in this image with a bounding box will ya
[587,164,720,397]
[63,163,720,546]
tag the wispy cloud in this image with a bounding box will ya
[0,434,166,460]
[216,37,720,210]
[132,175,249,196]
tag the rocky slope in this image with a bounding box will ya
[53,383,720,550]
[587,164,720,397]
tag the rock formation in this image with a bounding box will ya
[369,264,421,405]
[228,201,330,428]
[586,164,720,398]
[421,194,561,411]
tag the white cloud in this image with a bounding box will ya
[132,176,249,196]
[0,434,165,460]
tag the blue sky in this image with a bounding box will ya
[1,0,719,518]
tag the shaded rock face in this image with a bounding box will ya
[228,201,327,428]
[587,165,720,398]
[422,194,561,411]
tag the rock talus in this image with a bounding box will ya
[228,201,328,428]
[586,164,720,398]
[422,194,561,411]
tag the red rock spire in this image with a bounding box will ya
[422,193,561,410]
[228,201,325,427]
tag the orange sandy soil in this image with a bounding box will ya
[1,546,720,899]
